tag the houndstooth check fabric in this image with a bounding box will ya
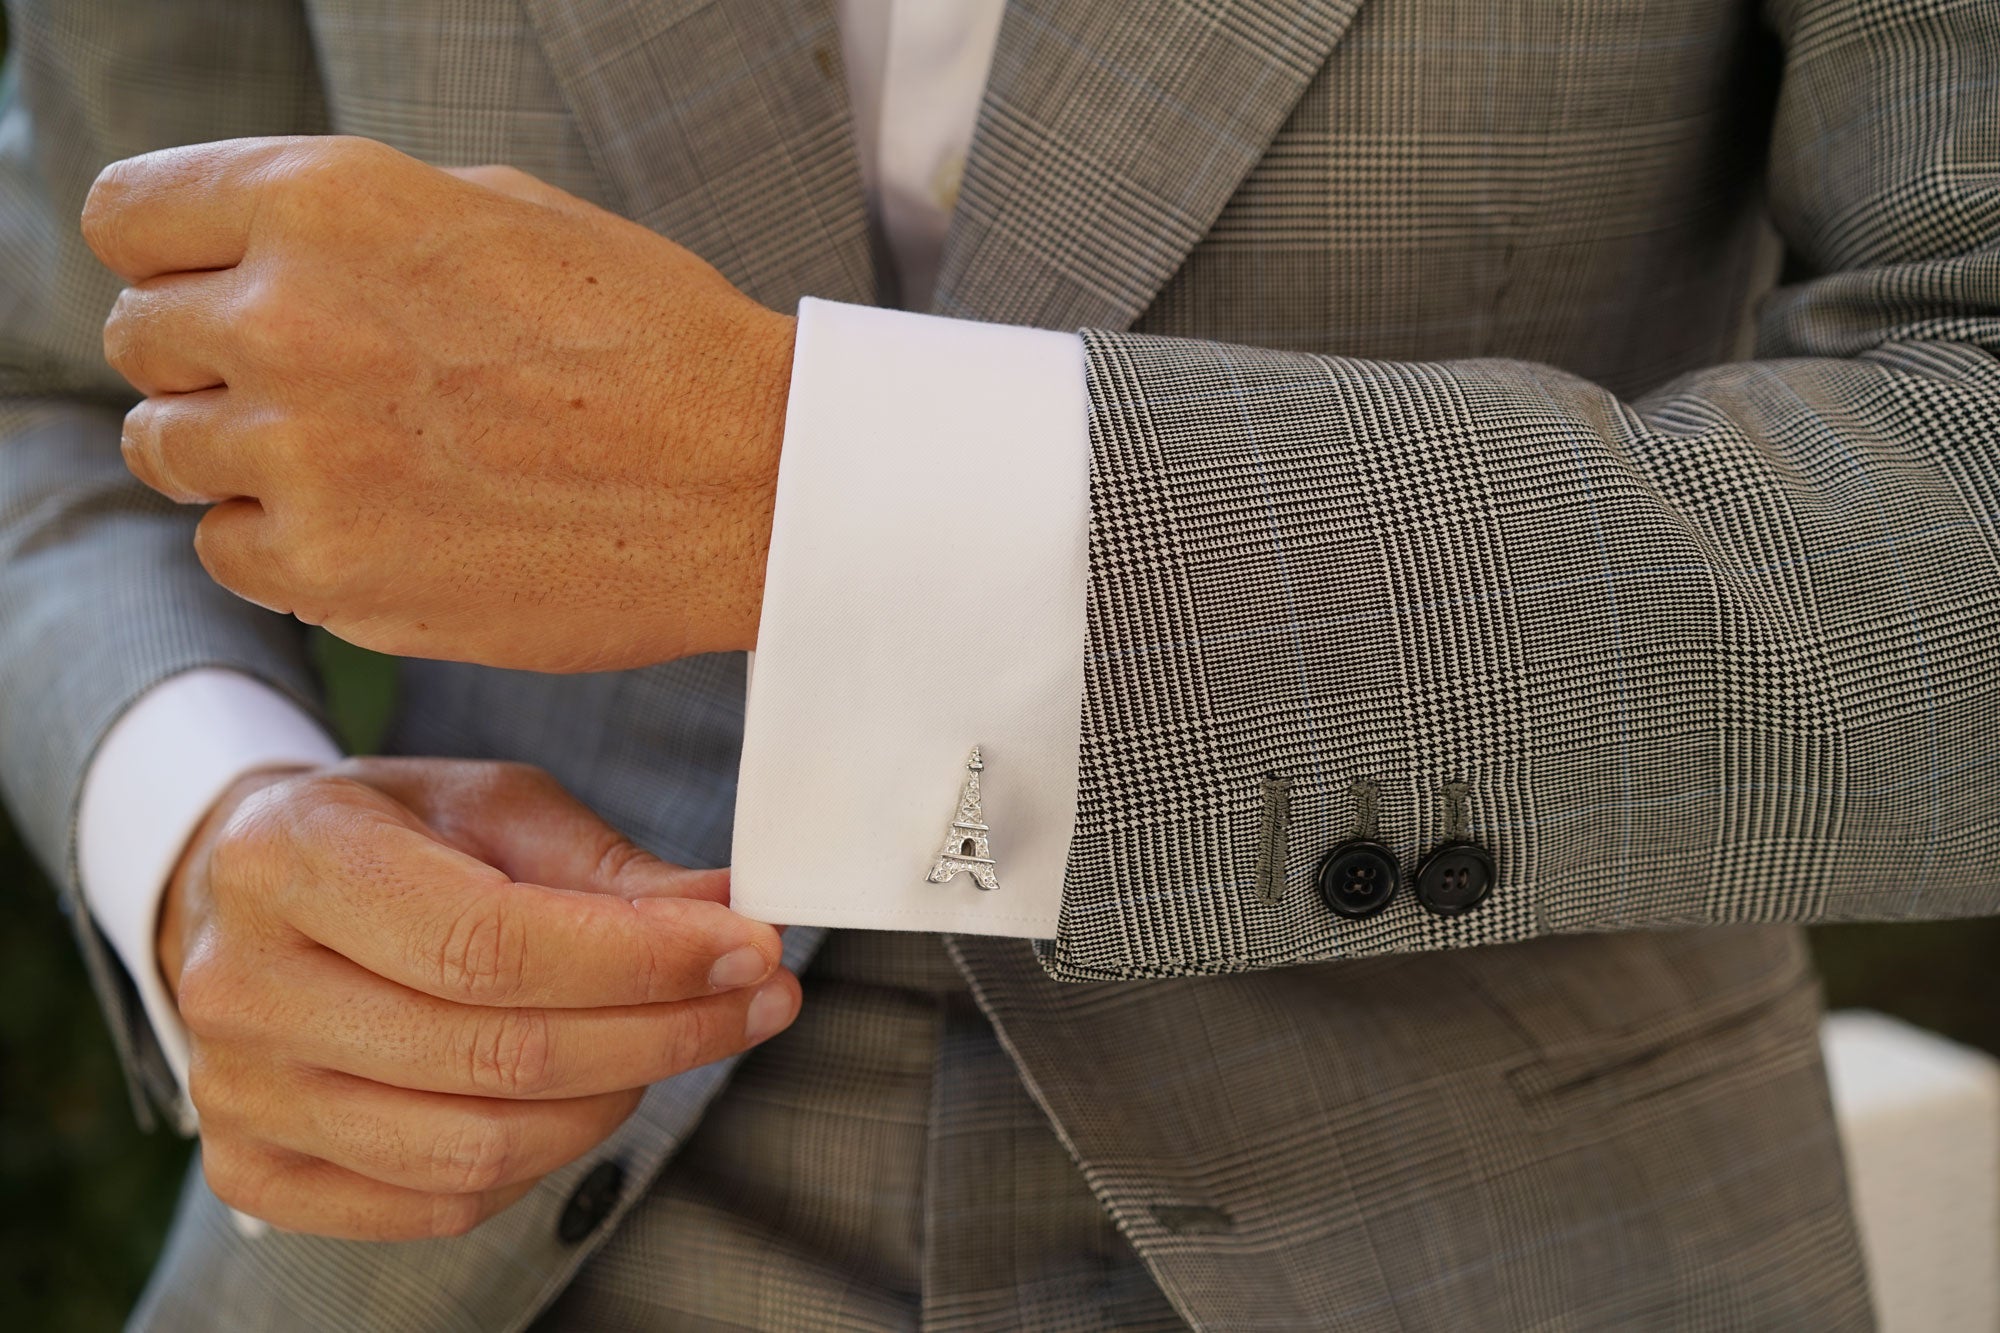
[1,0,1993,1326]
[931,0,2000,982]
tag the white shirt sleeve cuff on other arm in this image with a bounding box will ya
[78,668,342,1116]
[731,298,1091,938]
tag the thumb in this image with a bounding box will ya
[352,758,734,907]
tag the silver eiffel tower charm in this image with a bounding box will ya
[926,747,1000,891]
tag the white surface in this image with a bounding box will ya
[1823,1009,2000,1332]
[738,3,1086,936]
[837,0,1007,309]
[733,298,1089,938]
[77,668,341,1127]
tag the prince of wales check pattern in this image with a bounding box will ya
[1,0,1995,1327]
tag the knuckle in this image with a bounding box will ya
[324,135,395,169]
[287,773,378,832]
[467,1006,557,1096]
[101,292,140,371]
[427,1113,514,1194]
[266,137,392,214]
[119,398,159,471]
[198,1140,268,1216]
[232,279,307,361]
[434,899,532,1006]
[183,1052,230,1118]
[206,809,281,897]
[210,781,344,917]
[187,1061,272,1145]
[174,963,226,1039]
[283,510,366,606]
[193,501,284,617]
[175,957,249,1042]
[467,164,529,190]
[122,399,204,500]
[80,162,134,255]
[264,145,336,203]
[190,506,230,579]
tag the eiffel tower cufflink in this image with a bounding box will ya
[927,747,1001,891]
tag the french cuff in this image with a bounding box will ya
[731,298,1089,938]
[78,668,342,1127]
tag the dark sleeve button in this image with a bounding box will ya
[557,1160,626,1244]
[1316,840,1400,919]
[1414,841,1495,916]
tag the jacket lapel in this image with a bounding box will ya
[933,0,1367,329]
[519,0,877,311]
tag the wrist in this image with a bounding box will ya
[734,308,794,652]
[683,304,792,658]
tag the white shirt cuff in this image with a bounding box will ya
[77,668,342,1122]
[731,298,1090,938]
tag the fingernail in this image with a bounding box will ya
[707,945,769,991]
[743,979,793,1043]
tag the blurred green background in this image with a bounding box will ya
[0,13,1994,1331]
[4,637,1997,1331]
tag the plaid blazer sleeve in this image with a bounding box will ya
[1044,0,2000,980]
[0,0,330,1120]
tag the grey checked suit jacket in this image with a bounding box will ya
[3,0,1995,1326]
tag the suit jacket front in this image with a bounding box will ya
[4,0,1995,1326]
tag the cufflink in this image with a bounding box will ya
[927,747,1000,890]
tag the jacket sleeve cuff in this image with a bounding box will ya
[731,298,1089,939]
[77,667,342,1128]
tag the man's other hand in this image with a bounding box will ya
[83,137,795,672]
[156,757,799,1241]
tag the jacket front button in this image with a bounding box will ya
[1414,842,1495,915]
[557,1160,626,1244]
[1316,840,1400,919]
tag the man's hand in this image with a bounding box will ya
[83,137,794,673]
[157,757,799,1241]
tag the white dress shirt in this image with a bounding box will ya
[77,0,1088,1100]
